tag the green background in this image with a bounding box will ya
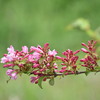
[0,0,100,100]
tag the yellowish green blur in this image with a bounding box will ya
[0,0,100,100]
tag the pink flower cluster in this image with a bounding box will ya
[1,40,99,85]
[80,40,98,70]
[1,43,58,83]
[58,49,80,75]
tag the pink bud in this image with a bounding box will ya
[40,69,45,72]
[80,58,87,62]
[65,72,69,75]
[3,64,15,68]
[59,69,65,73]
[68,49,73,55]
[74,50,80,55]
[33,64,40,68]
[61,63,66,66]
[47,63,50,67]
[81,48,89,53]
[62,66,67,69]
[81,64,88,67]
[56,56,62,60]
[18,64,24,67]
[81,43,88,48]
[30,77,38,83]
[32,71,38,75]
[44,43,49,48]
[54,66,58,69]
[43,77,47,81]
[54,70,59,73]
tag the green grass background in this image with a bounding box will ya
[0,0,100,100]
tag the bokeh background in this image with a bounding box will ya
[0,0,100,100]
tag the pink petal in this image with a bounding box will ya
[22,46,28,53]
[7,45,15,54]
[48,49,57,56]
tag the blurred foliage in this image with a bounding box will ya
[0,0,100,100]
[66,18,100,42]
[66,18,100,56]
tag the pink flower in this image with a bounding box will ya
[6,69,17,80]
[30,77,38,83]
[28,52,41,62]
[28,54,34,62]
[1,57,8,63]
[6,69,14,76]
[1,53,16,63]
[30,46,43,53]
[11,73,17,80]
[22,46,28,53]
[33,52,41,60]
[6,53,16,61]
[7,45,15,54]
[48,49,57,56]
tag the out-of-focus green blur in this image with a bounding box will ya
[0,0,100,100]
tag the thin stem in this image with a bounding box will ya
[35,70,100,77]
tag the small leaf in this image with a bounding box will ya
[38,76,45,89]
[49,78,55,86]
[85,70,91,76]
[95,67,100,70]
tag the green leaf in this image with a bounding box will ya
[85,70,91,76]
[95,67,100,70]
[38,76,45,89]
[49,78,55,86]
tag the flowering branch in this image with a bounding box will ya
[34,70,100,76]
[1,40,100,88]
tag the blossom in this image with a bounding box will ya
[33,52,41,60]
[80,40,98,70]
[48,49,57,56]
[1,40,99,88]
[6,69,14,75]
[1,45,17,63]
[6,69,17,80]
[30,77,39,83]
[1,57,8,63]
[28,54,34,62]
[81,40,96,53]
[11,73,17,80]
[80,56,97,69]
[59,49,80,74]
[30,46,43,53]
[7,45,15,54]
[22,46,28,53]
